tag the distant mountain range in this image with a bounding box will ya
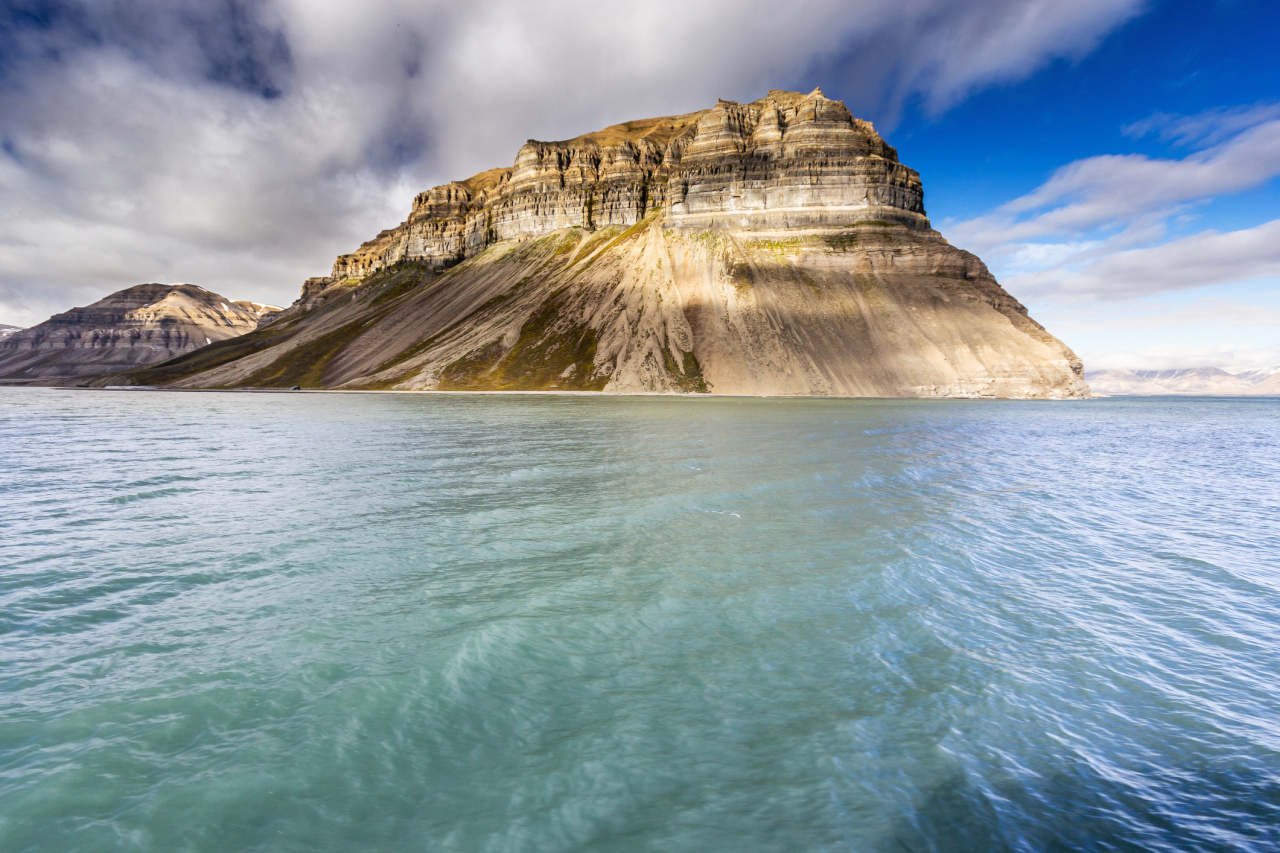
[1087,367,1280,396]
[0,284,278,385]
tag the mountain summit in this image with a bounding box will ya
[121,89,1089,397]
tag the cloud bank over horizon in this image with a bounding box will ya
[0,0,1148,326]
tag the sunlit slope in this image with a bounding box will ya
[119,219,1087,398]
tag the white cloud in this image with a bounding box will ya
[942,101,1280,372]
[946,100,1280,326]
[1082,342,1280,373]
[0,0,1146,326]
[1109,297,1280,330]
[1123,102,1280,149]
[952,116,1280,256]
[860,0,1150,116]
[1008,219,1280,301]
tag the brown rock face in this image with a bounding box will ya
[0,284,278,383]
[331,89,926,279]
[117,89,1088,398]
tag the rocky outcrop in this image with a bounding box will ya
[115,89,1088,398]
[330,89,926,279]
[0,284,279,384]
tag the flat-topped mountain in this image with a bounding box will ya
[118,89,1089,398]
[0,284,278,384]
[332,89,925,278]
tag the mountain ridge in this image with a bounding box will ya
[1087,367,1280,396]
[0,284,278,384]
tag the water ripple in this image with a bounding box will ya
[1,389,1278,851]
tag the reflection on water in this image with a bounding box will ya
[2,389,1278,852]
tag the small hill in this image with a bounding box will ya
[0,284,278,384]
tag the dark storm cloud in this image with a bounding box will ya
[0,0,1147,325]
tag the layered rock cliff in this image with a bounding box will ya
[331,89,925,279]
[0,284,278,384]
[116,89,1088,398]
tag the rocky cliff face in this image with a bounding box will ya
[116,90,1088,398]
[331,89,926,279]
[0,284,278,383]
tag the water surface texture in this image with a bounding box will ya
[2,389,1278,852]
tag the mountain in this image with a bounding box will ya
[1250,372,1280,395]
[117,89,1088,398]
[0,284,279,384]
[1086,367,1280,396]
[0,324,22,340]
[1231,366,1280,386]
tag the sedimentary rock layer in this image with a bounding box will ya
[0,284,278,383]
[331,89,927,279]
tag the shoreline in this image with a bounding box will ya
[99,386,1091,401]
[1,384,1119,400]
[5,385,1274,400]
[0,382,1101,401]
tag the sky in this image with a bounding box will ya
[1,0,1277,371]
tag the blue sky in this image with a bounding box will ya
[1,0,1277,370]
[884,0,1280,370]
[897,0,1280,217]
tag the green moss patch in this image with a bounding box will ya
[569,226,620,266]
[747,236,804,254]
[233,316,379,388]
[553,230,584,257]
[662,347,710,393]
[823,233,859,251]
[365,264,438,307]
[598,210,659,254]
[439,290,608,391]
[568,211,660,277]
[358,274,542,388]
[824,222,906,252]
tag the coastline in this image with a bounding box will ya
[74,386,1095,401]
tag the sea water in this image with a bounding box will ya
[1,388,1278,852]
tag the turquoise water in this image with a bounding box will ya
[2,389,1278,852]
